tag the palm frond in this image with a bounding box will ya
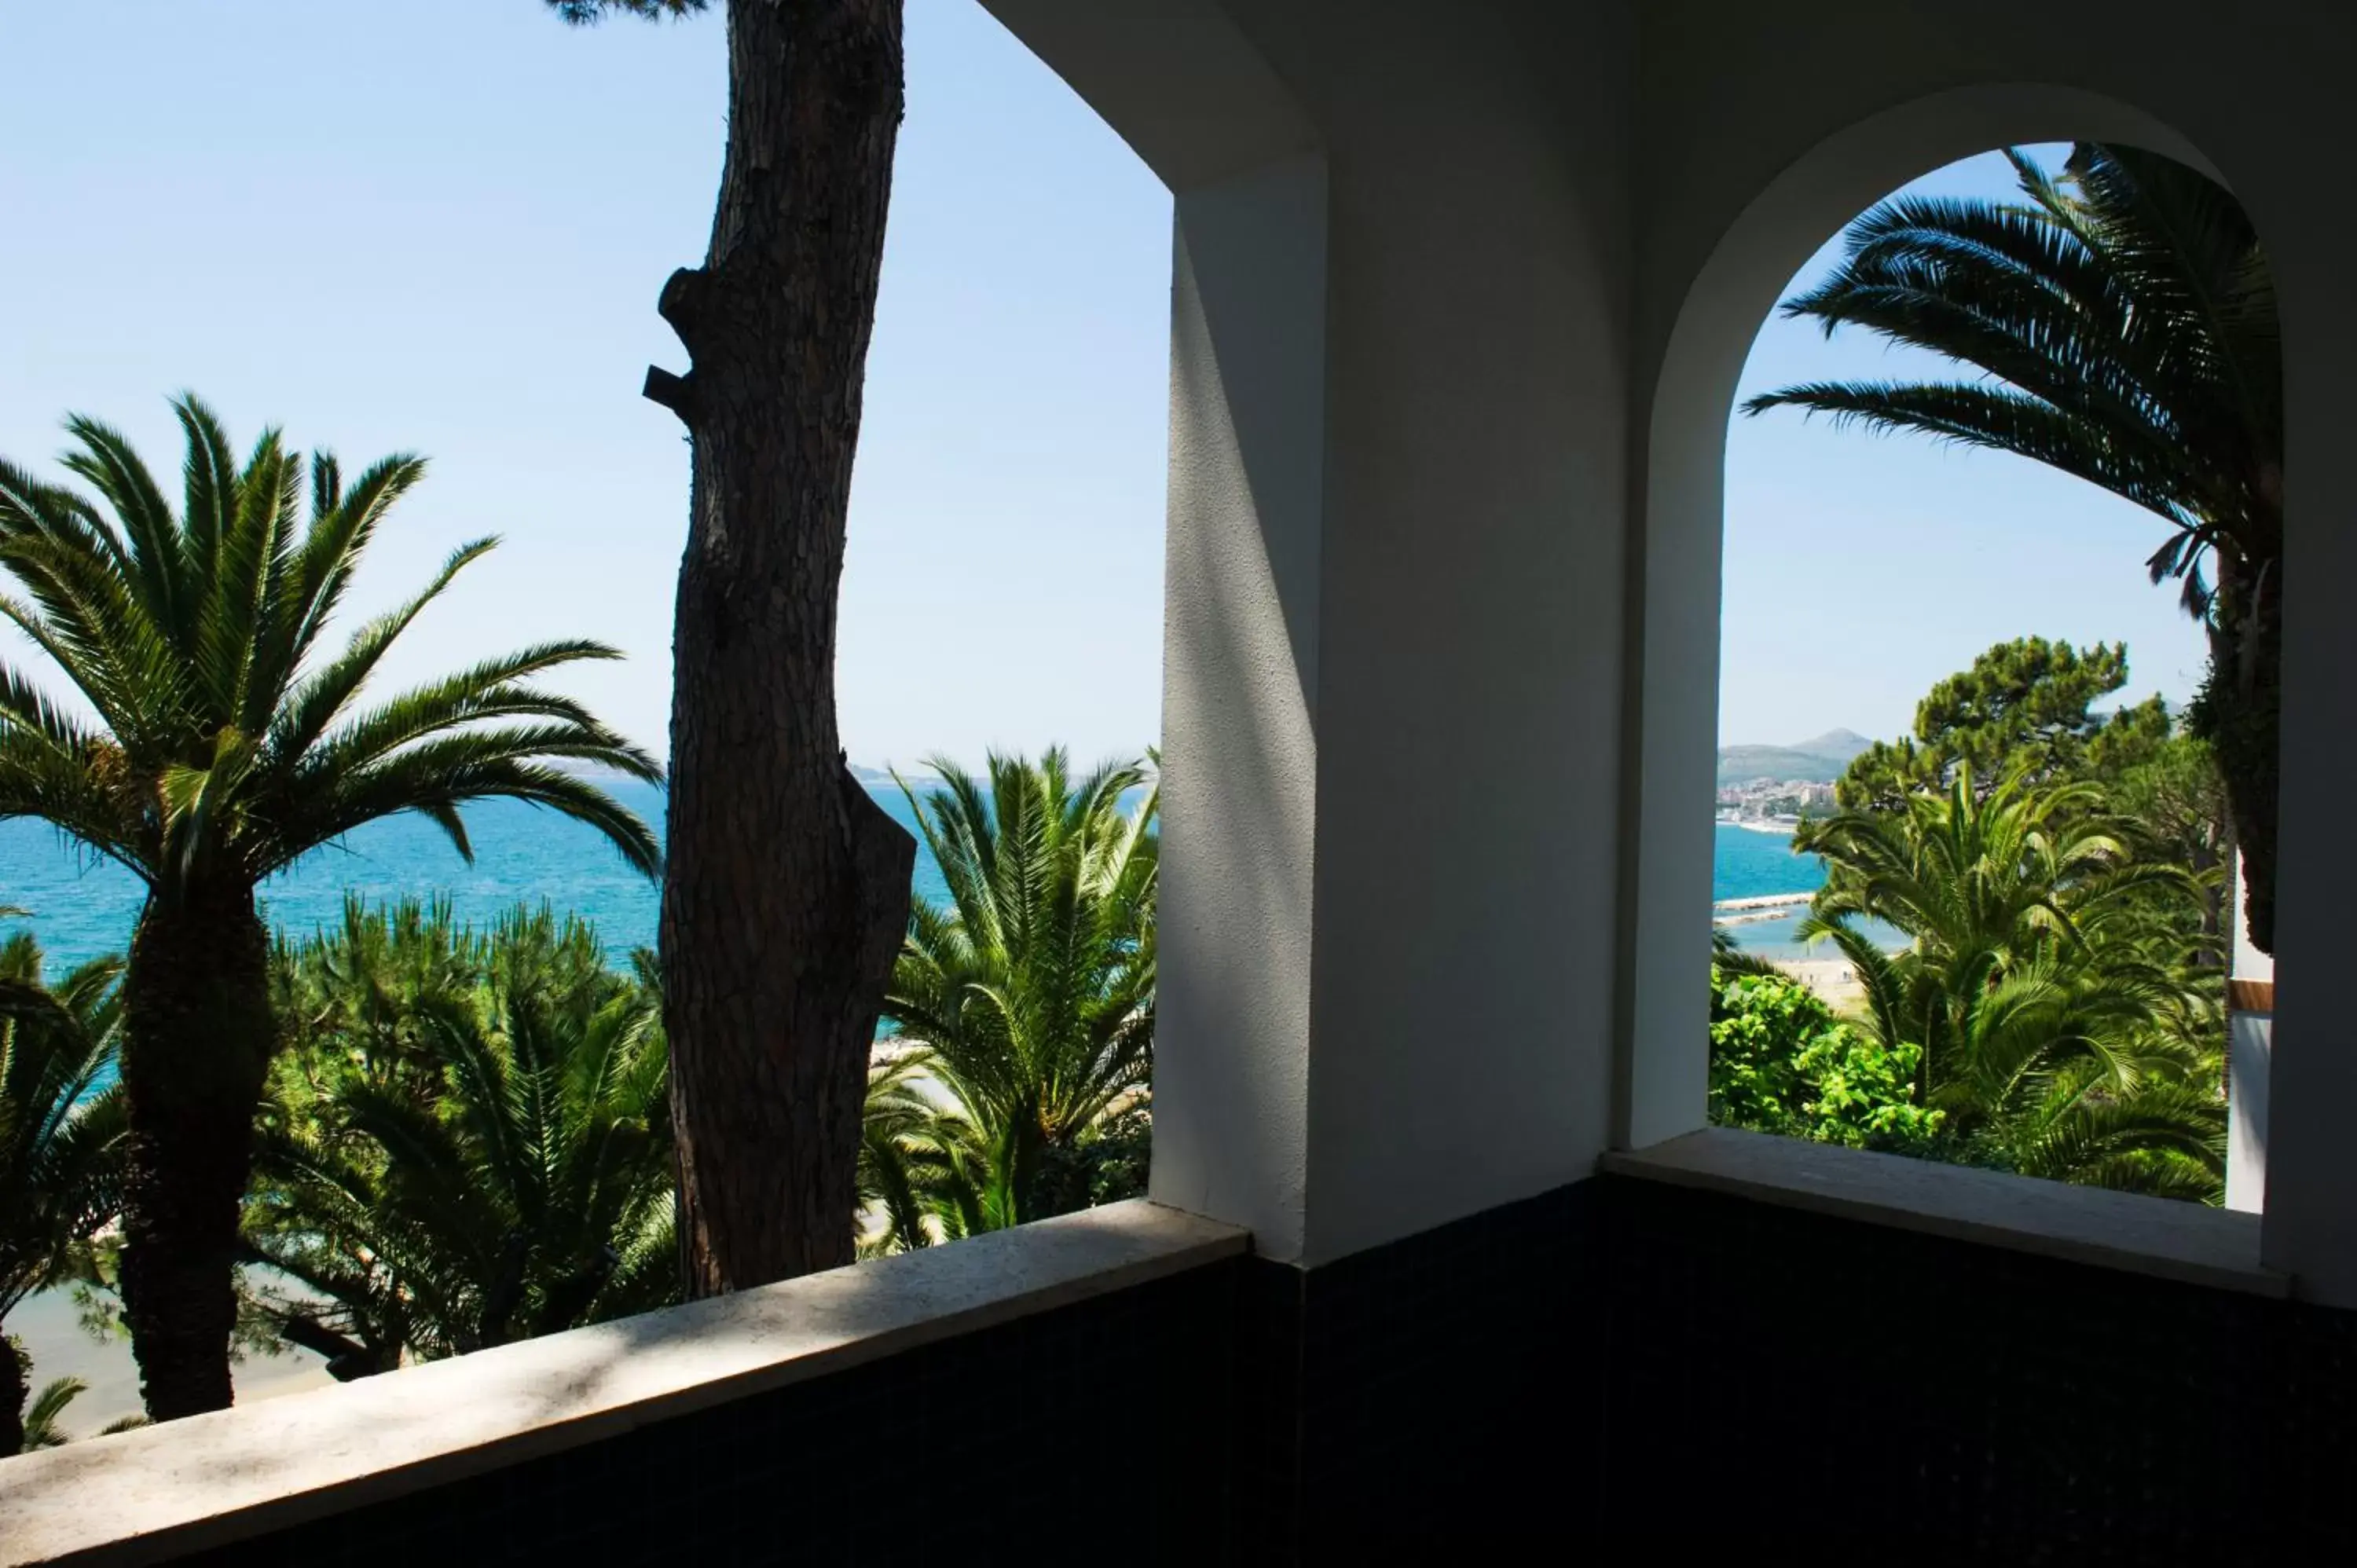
[879,753,1157,1236]
[2,400,657,900]
[0,931,126,1319]
[252,902,674,1364]
[1794,761,2226,1200]
[1747,142,2279,600]
[18,1375,91,1449]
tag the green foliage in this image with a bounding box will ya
[1841,638,2232,956]
[6,1358,145,1451]
[0,395,663,899]
[1802,770,2197,966]
[2110,731,2232,888]
[266,898,489,1101]
[1836,637,2168,811]
[1709,927,1783,980]
[1747,143,2281,951]
[1745,146,2278,603]
[244,901,676,1373]
[9,1330,148,1453]
[0,934,125,1322]
[17,1372,86,1450]
[867,750,1157,1250]
[546,0,708,22]
[0,397,659,1409]
[1796,771,2226,1200]
[1710,968,1945,1154]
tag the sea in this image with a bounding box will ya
[0,782,1840,967]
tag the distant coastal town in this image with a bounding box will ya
[1715,775,1835,829]
[1710,729,1872,1005]
[1714,727,1867,828]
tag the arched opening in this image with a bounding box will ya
[1621,86,2273,1214]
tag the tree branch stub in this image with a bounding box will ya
[642,366,698,424]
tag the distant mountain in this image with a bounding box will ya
[1717,728,1873,786]
[553,760,929,790]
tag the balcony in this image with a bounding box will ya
[10,1143,2344,1561]
[14,0,2357,1559]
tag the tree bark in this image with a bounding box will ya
[117,881,275,1420]
[654,0,915,1295]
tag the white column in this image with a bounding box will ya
[1148,156,1330,1259]
[974,0,1330,1264]
[1284,24,1633,1261]
[992,0,1638,1268]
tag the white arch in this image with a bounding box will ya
[978,0,1317,195]
[1617,83,2228,1150]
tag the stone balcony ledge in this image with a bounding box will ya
[1603,1127,2285,1299]
[0,1200,1248,1568]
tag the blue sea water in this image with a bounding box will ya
[0,781,941,969]
[1708,820,1829,958]
[1710,820,1825,901]
[0,789,1846,967]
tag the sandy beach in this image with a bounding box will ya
[1774,957,1866,1009]
[8,1285,332,1438]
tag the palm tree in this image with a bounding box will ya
[1816,929,2223,1198]
[856,1048,975,1254]
[871,751,1157,1245]
[1746,144,2281,952]
[0,931,125,1455]
[267,896,490,1105]
[1796,772,2224,1197]
[0,397,662,1417]
[245,904,676,1373]
[9,1371,146,1453]
[16,1376,82,1451]
[1797,771,2200,984]
[1710,926,1787,982]
[9,1371,148,1452]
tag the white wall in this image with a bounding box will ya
[992,0,2357,1297]
[990,0,1636,1265]
[1148,152,1328,1254]
[1270,0,1634,1263]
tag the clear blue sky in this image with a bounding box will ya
[1,4,2205,762]
[1728,149,2209,747]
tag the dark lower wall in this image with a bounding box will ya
[1230,1183,1607,1560]
[166,1187,1604,1568]
[1600,1174,2357,1563]
[156,1175,2357,1565]
[1230,1173,2357,1563]
[173,1261,1239,1568]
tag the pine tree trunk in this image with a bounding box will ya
[117,882,275,1420]
[652,0,915,1294]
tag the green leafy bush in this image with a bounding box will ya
[1709,968,1944,1155]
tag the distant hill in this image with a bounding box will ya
[855,762,953,783]
[1716,728,1873,786]
[554,760,929,789]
